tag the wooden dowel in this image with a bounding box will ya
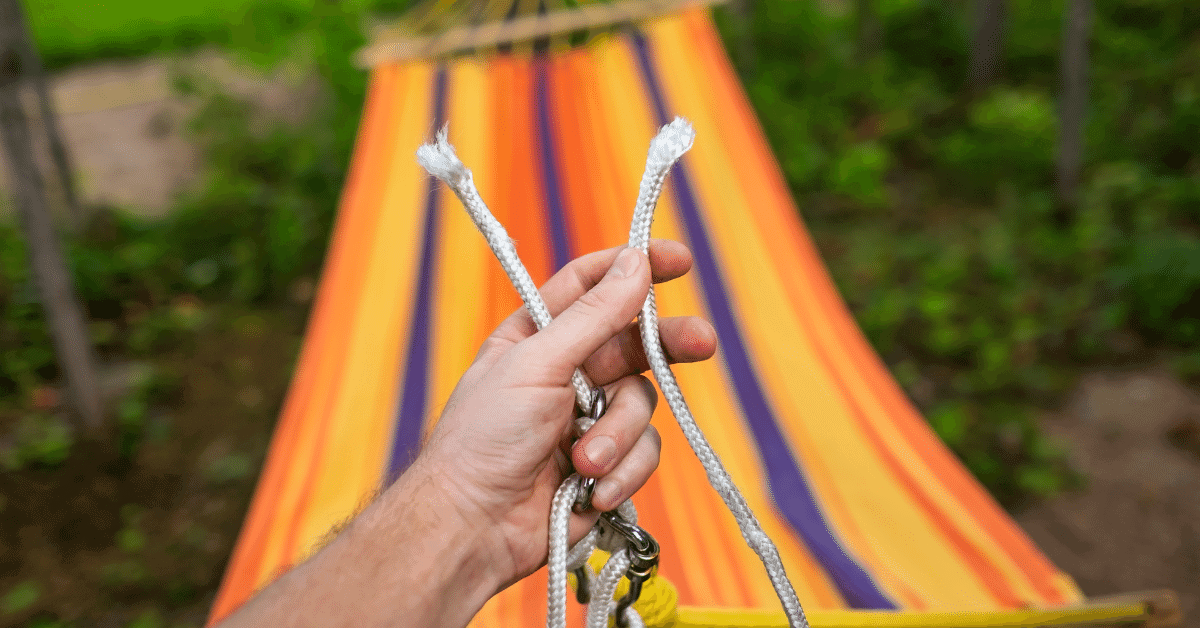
[356,0,730,67]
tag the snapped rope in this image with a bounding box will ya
[417,119,807,628]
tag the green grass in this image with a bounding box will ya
[23,0,314,67]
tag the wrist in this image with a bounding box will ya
[356,460,508,624]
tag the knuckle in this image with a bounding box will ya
[575,286,612,315]
[644,433,661,473]
[475,336,510,361]
[645,424,662,450]
[569,261,594,293]
[634,374,659,413]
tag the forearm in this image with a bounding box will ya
[217,463,505,628]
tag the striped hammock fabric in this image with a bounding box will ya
[207,9,1084,625]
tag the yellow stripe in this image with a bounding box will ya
[441,61,504,628]
[594,32,845,609]
[429,58,495,435]
[677,602,1151,628]
[642,16,1023,609]
[645,14,1073,609]
[292,60,437,561]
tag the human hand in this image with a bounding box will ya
[411,239,717,592]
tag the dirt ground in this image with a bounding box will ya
[0,56,1196,626]
[0,308,303,628]
[1016,370,1200,627]
[0,52,312,216]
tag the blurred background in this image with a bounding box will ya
[0,0,1196,626]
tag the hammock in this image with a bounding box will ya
[206,2,1180,626]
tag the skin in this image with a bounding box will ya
[215,239,717,628]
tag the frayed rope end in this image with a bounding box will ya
[416,124,471,187]
[647,117,695,166]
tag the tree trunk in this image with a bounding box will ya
[727,0,755,75]
[0,17,104,435]
[1,0,80,228]
[967,0,1007,93]
[855,0,882,65]
[1056,0,1092,211]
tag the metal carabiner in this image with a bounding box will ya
[572,565,591,604]
[573,386,608,514]
[601,512,660,627]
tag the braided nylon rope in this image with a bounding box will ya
[627,119,807,628]
[416,127,595,415]
[416,120,806,628]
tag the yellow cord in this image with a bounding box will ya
[569,552,1157,628]
[676,601,1152,628]
[566,551,680,628]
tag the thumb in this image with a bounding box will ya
[513,248,650,382]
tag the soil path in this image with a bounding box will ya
[0,52,312,216]
[1017,370,1200,627]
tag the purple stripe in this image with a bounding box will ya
[387,65,449,482]
[534,55,575,271]
[628,32,895,609]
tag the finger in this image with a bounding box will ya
[572,375,658,477]
[583,316,717,386]
[511,248,650,381]
[491,240,692,344]
[589,425,662,512]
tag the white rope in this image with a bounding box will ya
[416,127,595,414]
[417,131,618,628]
[627,119,808,628]
[417,120,806,628]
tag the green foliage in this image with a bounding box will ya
[1,414,74,470]
[719,0,1199,504]
[0,227,57,400]
[126,609,164,628]
[1,0,365,475]
[1,580,40,614]
[938,89,1057,195]
[204,452,253,485]
[99,559,150,588]
[1111,232,1200,344]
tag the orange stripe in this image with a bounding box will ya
[663,19,1018,607]
[487,54,563,621]
[682,11,1067,605]
[672,15,1005,605]
[488,57,530,324]
[778,279,1023,605]
[549,49,699,606]
[550,50,607,255]
[275,65,415,571]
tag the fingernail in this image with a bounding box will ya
[594,479,621,508]
[584,435,617,469]
[607,248,640,279]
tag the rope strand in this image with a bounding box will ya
[417,120,807,628]
[627,119,808,628]
[416,127,595,414]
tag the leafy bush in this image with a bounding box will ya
[1112,232,1200,345]
[1,0,367,467]
[937,88,1057,195]
[718,0,1200,504]
[0,413,74,470]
